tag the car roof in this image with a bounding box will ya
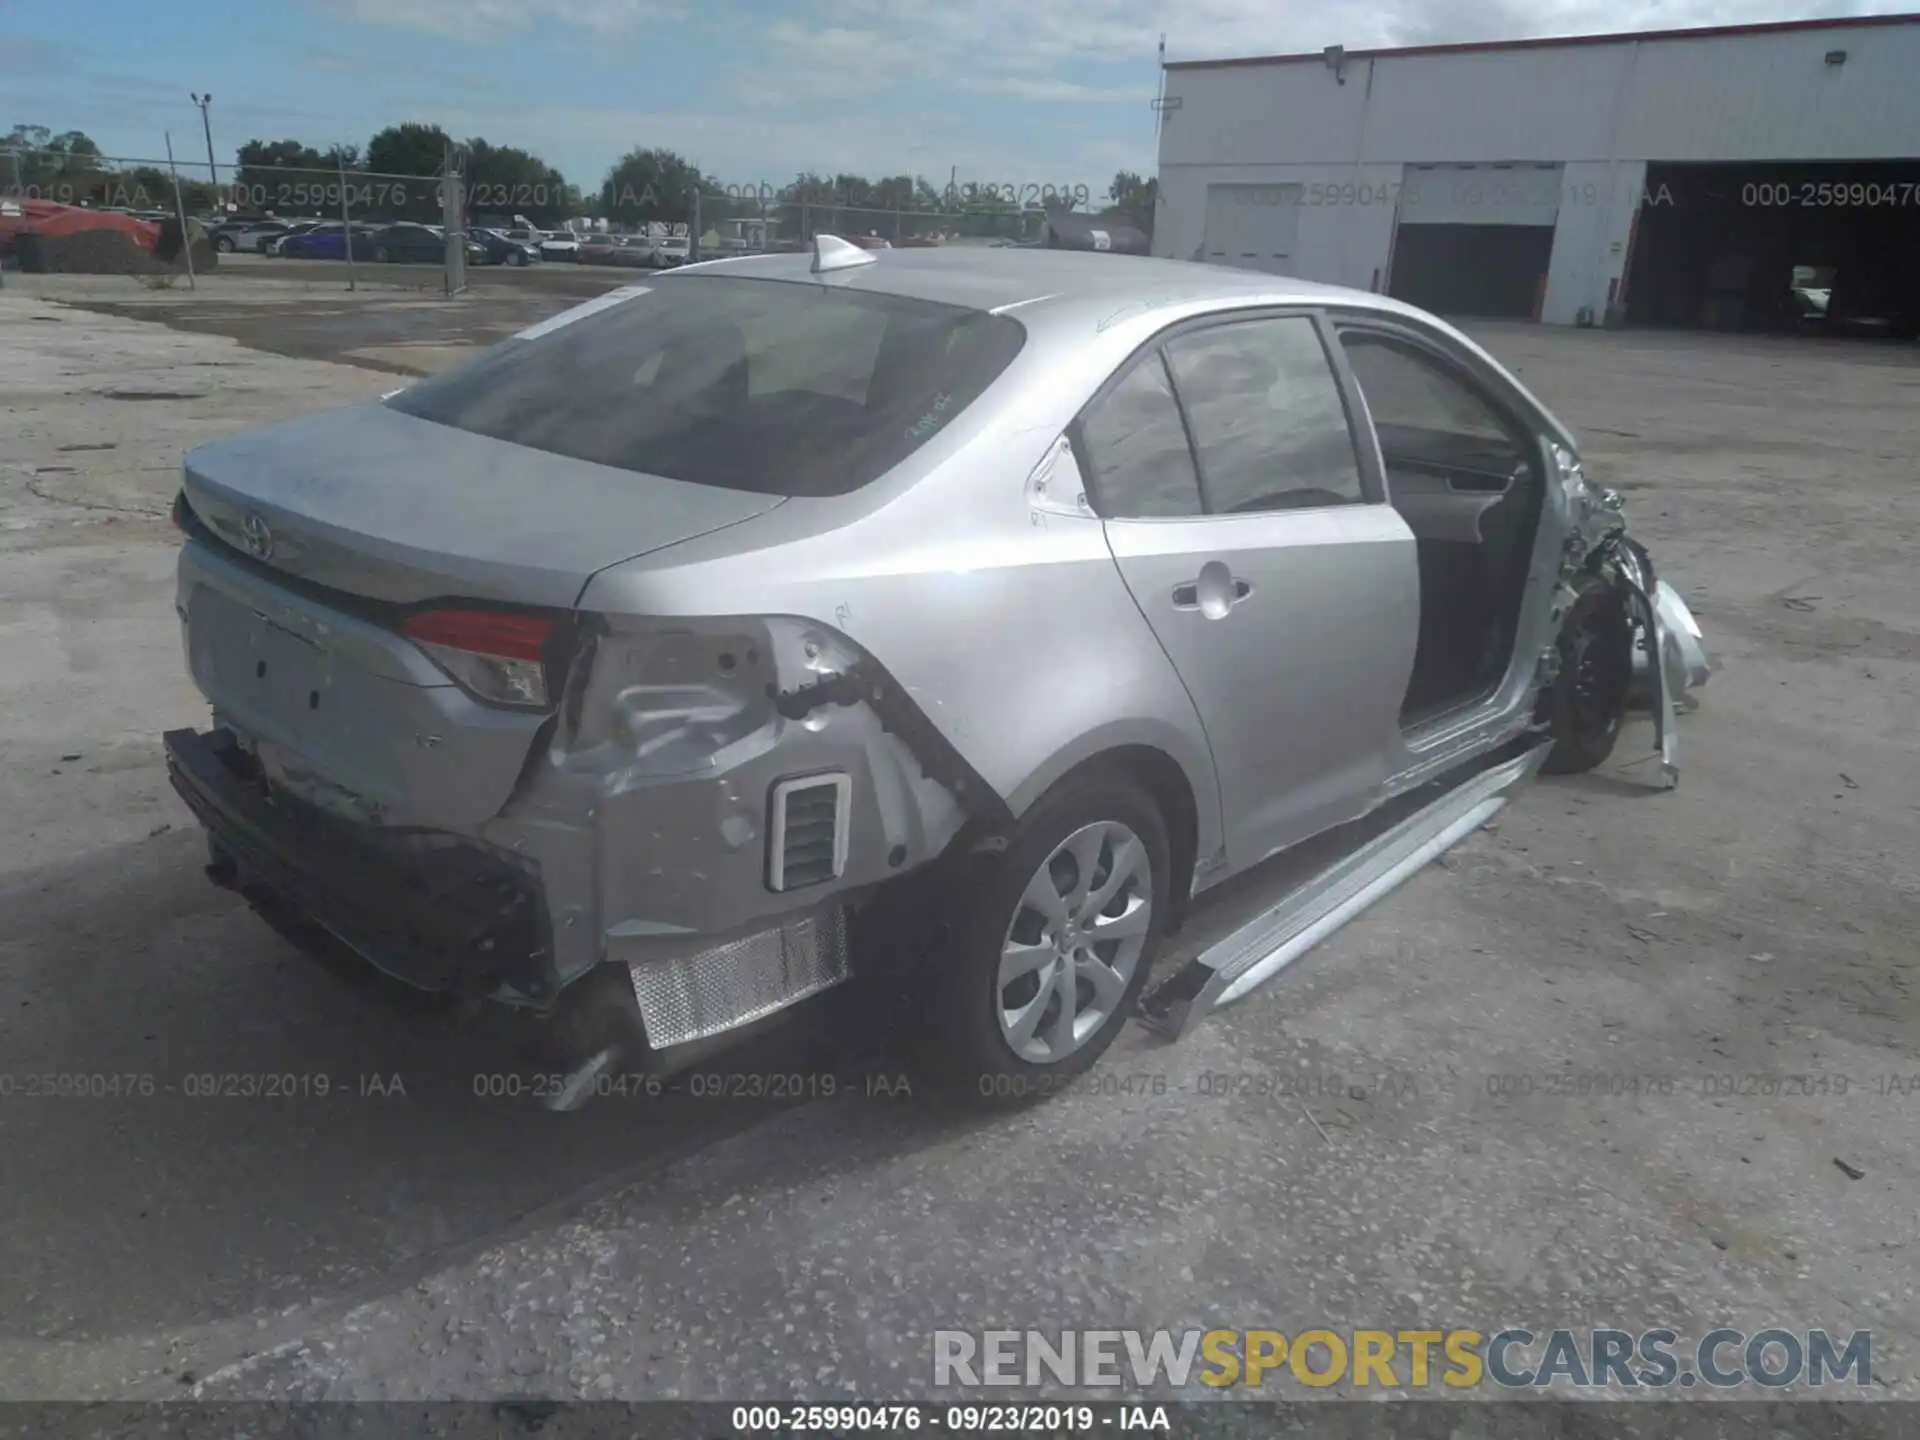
[668,244,1426,329]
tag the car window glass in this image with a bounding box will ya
[1078,354,1204,519]
[742,301,886,404]
[1339,335,1509,442]
[386,276,1025,497]
[1163,317,1363,513]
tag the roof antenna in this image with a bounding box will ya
[812,233,876,274]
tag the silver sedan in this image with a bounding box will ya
[161,236,1708,1108]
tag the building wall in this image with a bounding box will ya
[1154,19,1920,323]
[1155,162,1401,291]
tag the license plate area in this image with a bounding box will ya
[187,586,389,746]
[177,544,552,829]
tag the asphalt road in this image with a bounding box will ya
[2,289,1916,1407]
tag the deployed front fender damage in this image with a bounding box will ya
[1550,443,1713,789]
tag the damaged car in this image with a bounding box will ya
[163,236,1709,1109]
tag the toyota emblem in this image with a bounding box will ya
[239,512,274,560]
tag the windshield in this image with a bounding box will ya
[386,275,1026,497]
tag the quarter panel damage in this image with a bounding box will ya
[478,615,977,986]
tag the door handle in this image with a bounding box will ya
[1170,574,1253,614]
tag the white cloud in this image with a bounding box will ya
[319,0,682,41]
[270,0,1896,191]
[730,22,920,107]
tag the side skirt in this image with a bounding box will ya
[1136,738,1552,1041]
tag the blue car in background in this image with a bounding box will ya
[278,222,378,261]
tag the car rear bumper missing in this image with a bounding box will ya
[164,725,861,1085]
[164,725,560,1004]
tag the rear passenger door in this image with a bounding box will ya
[1074,311,1419,871]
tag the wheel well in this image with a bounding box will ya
[1050,745,1200,927]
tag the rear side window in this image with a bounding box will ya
[386,276,1026,497]
[1077,355,1204,519]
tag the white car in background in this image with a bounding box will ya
[507,227,581,262]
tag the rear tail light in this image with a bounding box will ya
[402,608,556,709]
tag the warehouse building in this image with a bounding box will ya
[1153,14,1920,333]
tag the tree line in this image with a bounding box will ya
[6,120,1158,236]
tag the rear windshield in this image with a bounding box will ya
[386,275,1026,496]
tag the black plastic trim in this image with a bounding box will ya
[165,726,559,1003]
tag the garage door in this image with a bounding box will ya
[1398,164,1562,227]
[1390,164,1562,319]
[1202,184,1301,273]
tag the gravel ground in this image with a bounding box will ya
[1,292,1915,1410]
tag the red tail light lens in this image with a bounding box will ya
[403,609,552,661]
[402,608,556,708]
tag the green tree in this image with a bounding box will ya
[601,147,711,227]
[1107,170,1158,225]
[4,124,105,202]
[234,139,331,206]
[366,122,453,179]
[465,138,571,226]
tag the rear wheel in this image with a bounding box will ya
[375,246,391,263]
[1541,571,1634,774]
[215,235,235,253]
[921,774,1169,1102]
[507,250,525,267]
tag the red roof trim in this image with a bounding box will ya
[1163,12,1920,71]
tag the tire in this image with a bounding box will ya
[507,250,525,267]
[375,247,391,263]
[919,772,1171,1103]
[1540,570,1634,774]
[215,235,235,253]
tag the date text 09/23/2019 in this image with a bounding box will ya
[728,1403,1168,1432]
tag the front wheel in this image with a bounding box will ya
[1541,570,1634,774]
[215,235,235,253]
[506,250,525,266]
[921,773,1169,1101]
[375,247,391,263]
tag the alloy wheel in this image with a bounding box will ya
[995,820,1153,1064]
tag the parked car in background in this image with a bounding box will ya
[650,235,690,268]
[369,223,446,264]
[579,234,652,267]
[277,222,379,261]
[472,228,540,266]
[506,227,579,262]
[265,221,322,255]
[163,238,1707,1112]
[211,219,290,254]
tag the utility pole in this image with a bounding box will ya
[1153,35,1167,142]
[190,93,218,204]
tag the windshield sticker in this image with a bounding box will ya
[513,285,652,341]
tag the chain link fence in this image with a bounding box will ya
[5,146,1134,285]
[2,144,463,291]
[569,185,1090,270]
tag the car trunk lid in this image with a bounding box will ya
[181,402,785,609]
[177,403,784,829]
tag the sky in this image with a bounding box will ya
[0,0,1892,196]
